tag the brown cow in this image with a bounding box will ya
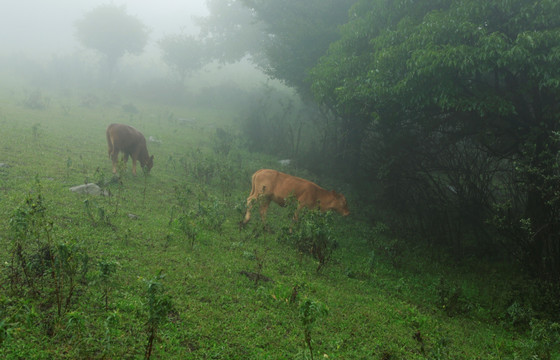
[242,169,350,225]
[106,123,153,175]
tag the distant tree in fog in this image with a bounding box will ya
[159,34,205,84]
[197,0,353,97]
[196,0,266,64]
[75,4,148,80]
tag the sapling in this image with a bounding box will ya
[299,298,328,360]
[98,259,118,311]
[143,272,174,360]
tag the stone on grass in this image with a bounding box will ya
[69,183,109,196]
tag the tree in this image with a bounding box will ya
[197,0,354,97]
[159,34,205,84]
[196,0,266,64]
[75,5,148,79]
[310,0,560,278]
[196,0,356,176]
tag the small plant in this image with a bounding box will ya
[51,241,89,317]
[97,259,119,311]
[283,209,337,272]
[436,278,466,317]
[143,272,174,360]
[83,198,112,227]
[0,316,13,346]
[372,222,391,237]
[197,198,226,233]
[299,298,328,360]
[528,319,560,360]
[506,301,533,329]
[212,127,235,156]
[177,213,198,249]
[8,178,50,295]
[7,183,90,331]
[101,310,121,358]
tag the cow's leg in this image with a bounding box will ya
[242,196,256,225]
[259,198,271,222]
[111,149,119,174]
[131,157,137,176]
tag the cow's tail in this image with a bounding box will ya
[250,171,257,197]
[106,126,113,158]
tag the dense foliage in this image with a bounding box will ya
[307,0,560,280]
[207,0,560,280]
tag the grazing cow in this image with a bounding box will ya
[106,123,153,175]
[241,169,350,225]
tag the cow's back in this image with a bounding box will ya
[107,123,145,151]
[254,169,317,202]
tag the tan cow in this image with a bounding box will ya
[106,123,153,175]
[242,169,350,225]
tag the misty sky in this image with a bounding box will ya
[0,0,208,56]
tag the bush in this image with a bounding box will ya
[281,208,337,272]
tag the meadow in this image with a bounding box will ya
[0,86,558,359]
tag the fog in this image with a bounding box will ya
[0,0,278,101]
[0,0,207,56]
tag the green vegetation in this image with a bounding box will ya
[0,87,558,359]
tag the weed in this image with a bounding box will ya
[143,272,174,360]
[101,310,122,358]
[528,319,560,359]
[299,298,328,360]
[8,178,50,295]
[0,317,12,346]
[65,310,86,338]
[507,301,533,329]
[51,241,89,317]
[177,213,198,249]
[83,198,112,228]
[282,209,337,272]
[427,334,452,360]
[213,127,235,156]
[436,277,467,317]
[196,197,226,233]
[97,259,119,311]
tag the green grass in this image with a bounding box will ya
[0,88,558,359]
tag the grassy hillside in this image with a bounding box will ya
[0,88,558,359]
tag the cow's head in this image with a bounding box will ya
[332,191,350,216]
[143,155,154,173]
